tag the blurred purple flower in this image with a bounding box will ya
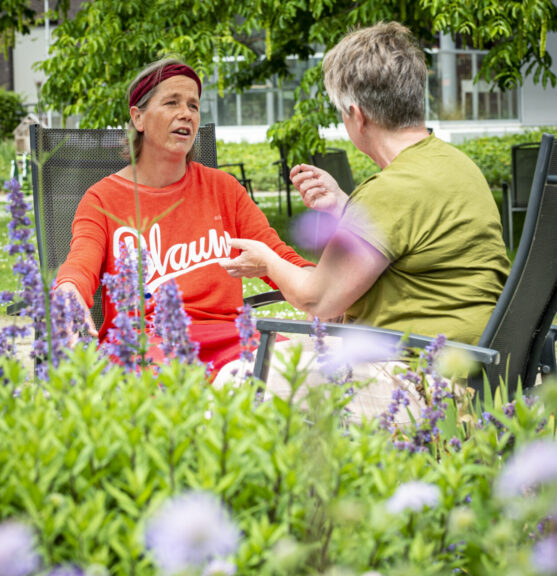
[449,437,462,451]
[202,559,237,576]
[321,331,398,374]
[311,317,328,363]
[531,535,557,575]
[0,520,40,576]
[153,279,199,365]
[291,211,337,252]
[145,491,240,574]
[234,304,257,379]
[495,440,557,498]
[46,566,85,576]
[386,481,441,514]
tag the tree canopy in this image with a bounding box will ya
[6,0,556,161]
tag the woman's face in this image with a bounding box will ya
[130,75,201,161]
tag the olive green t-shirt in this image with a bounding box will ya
[340,134,510,345]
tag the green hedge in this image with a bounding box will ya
[216,127,557,193]
[2,127,557,192]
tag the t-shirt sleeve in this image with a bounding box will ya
[55,188,108,308]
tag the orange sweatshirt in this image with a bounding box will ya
[57,162,312,369]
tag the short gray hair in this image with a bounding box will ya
[323,22,426,130]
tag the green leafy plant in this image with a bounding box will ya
[0,88,26,141]
[0,343,555,575]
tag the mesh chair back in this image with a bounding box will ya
[30,123,217,329]
[477,133,557,394]
[511,142,540,208]
[311,148,355,195]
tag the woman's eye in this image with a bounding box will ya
[165,100,177,106]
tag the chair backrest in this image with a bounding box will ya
[29,123,217,329]
[311,147,355,195]
[511,142,540,208]
[477,133,557,394]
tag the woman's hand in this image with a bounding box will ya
[220,238,279,278]
[290,163,348,218]
[56,282,99,345]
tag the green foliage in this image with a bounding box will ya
[32,0,557,140]
[0,139,16,182]
[0,345,554,575]
[0,88,26,140]
[455,127,557,190]
[0,0,69,54]
[420,0,557,89]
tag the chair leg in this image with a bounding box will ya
[246,180,257,204]
[540,325,557,377]
[254,330,277,382]
[509,212,515,253]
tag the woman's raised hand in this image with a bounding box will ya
[290,163,348,218]
[56,282,99,345]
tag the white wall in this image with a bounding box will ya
[521,30,557,126]
[13,27,48,107]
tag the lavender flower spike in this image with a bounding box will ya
[311,316,328,363]
[386,481,441,514]
[495,439,557,498]
[233,303,257,381]
[153,279,199,365]
[0,520,40,576]
[145,491,240,574]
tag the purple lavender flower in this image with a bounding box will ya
[311,316,328,363]
[102,242,149,371]
[531,535,557,575]
[0,520,40,576]
[379,387,410,433]
[153,279,199,365]
[420,334,447,375]
[145,491,240,574]
[386,481,441,514]
[449,437,462,451]
[234,304,257,379]
[495,440,557,498]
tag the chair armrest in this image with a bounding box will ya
[218,162,244,169]
[253,318,500,382]
[244,290,284,308]
[6,301,25,316]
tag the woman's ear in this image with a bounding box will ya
[351,104,368,133]
[130,106,144,133]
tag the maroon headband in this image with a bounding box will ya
[129,63,202,108]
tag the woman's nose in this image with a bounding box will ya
[177,103,192,118]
